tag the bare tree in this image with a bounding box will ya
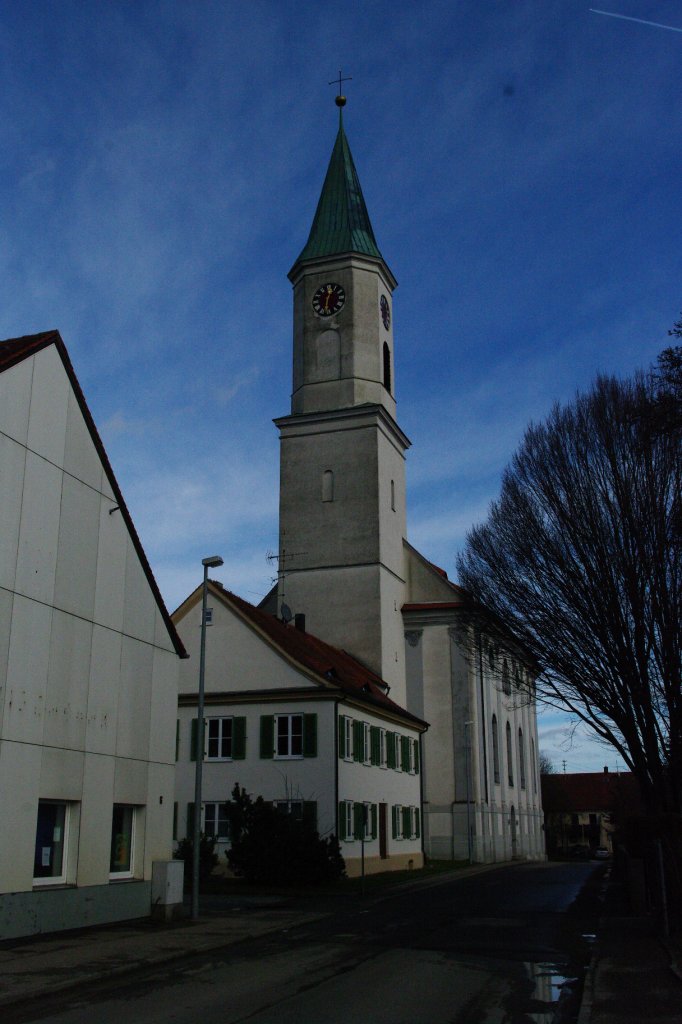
[456,360,681,815]
[538,751,555,775]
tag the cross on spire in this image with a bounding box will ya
[329,69,352,107]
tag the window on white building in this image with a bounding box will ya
[276,713,303,758]
[207,717,233,759]
[274,800,304,820]
[363,723,371,764]
[110,804,136,877]
[203,802,231,840]
[492,715,500,784]
[379,728,387,767]
[506,721,514,787]
[518,728,526,790]
[502,659,511,696]
[33,801,69,884]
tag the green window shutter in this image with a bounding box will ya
[190,718,198,762]
[186,802,195,839]
[415,807,421,838]
[391,805,397,840]
[303,801,317,830]
[172,802,178,840]
[413,739,420,774]
[371,803,377,839]
[338,802,347,841]
[303,713,317,757]
[338,714,346,758]
[175,720,180,761]
[353,720,362,762]
[260,715,274,758]
[370,726,380,766]
[402,806,411,839]
[353,802,363,840]
[387,733,396,769]
[233,717,246,760]
[401,736,410,772]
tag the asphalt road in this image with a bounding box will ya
[8,861,603,1024]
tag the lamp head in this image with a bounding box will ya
[202,555,224,569]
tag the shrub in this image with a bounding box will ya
[173,833,218,887]
[225,783,345,885]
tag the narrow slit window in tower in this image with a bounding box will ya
[322,469,334,502]
[383,342,391,392]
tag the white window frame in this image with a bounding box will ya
[109,804,137,879]
[363,722,371,765]
[33,800,70,886]
[394,733,402,772]
[206,716,233,761]
[362,802,372,839]
[379,728,387,768]
[394,804,404,840]
[275,713,303,759]
[344,716,353,761]
[343,800,354,842]
[203,801,231,841]
[274,800,304,820]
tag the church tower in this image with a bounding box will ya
[274,95,409,701]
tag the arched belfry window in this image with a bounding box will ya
[322,470,334,502]
[491,715,500,784]
[383,342,391,392]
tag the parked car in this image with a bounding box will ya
[593,846,610,860]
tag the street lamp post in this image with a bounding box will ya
[191,554,223,921]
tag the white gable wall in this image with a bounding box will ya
[0,345,180,938]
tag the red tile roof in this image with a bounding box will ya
[541,771,642,814]
[182,583,428,729]
[0,330,187,660]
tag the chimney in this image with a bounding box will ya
[294,613,306,632]
[603,766,609,773]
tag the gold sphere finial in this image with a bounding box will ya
[335,95,346,107]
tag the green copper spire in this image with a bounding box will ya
[295,106,383,264]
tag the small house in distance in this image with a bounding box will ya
[0,331,186,940]
[172,581,427,876]
[541,768,642,857]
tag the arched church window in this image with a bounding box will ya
[322,470,334,502]
[518,728,526,790]
[506,721,514,787]
[502,659,511,695]
[531,738,537,794]
[383,342,391,392]
[491,715,500,784]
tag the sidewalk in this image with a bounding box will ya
[0,897,324,1010]
[578,870,682,1024]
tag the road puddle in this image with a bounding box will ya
[521,961,580,1023]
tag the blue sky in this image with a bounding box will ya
[2,1,679,772]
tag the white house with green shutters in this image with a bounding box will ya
[172,581,426,876]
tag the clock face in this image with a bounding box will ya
[312,282,345,317]
[380,294,390,330]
